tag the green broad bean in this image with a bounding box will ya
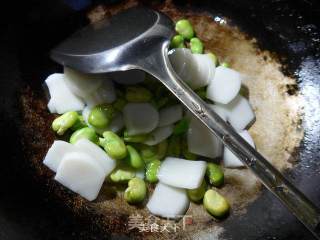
[203,189,230,218]
[190,37,204,54]
[99,131,127,159]
[124,178,147,204]
[207,52,218,66]
[177,43,186,48]
[173,118,190,136]
[52,111,78,135]
[167,135,181,157]
[69,127,98,144]
[145,159,161,183]
[125,145,144,169]
[125,86,152,103]
[139,140,168,163]
[140,145,158,163]
[70,115,87,131]
[170,35,185,49]
[123,130,149,143]
[220,62,229,68]
[109,167,136,183]
[187,180,207,202]
[206,163,224,187]
[88,104,114,129]
[175,19,194,40]
[113,98,127,112]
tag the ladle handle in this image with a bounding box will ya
[145,42,320,239]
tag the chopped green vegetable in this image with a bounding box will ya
[110,167,136,183]
[52,111,78,135]
[125,86,152,103]
[206,163,224,187]
[99,131,127,159]
[207,52,218,66]
[125,145,144,169]
[190,37,204,54]
[69,127,98,144]
[203,189,230,218]
[173,118,190,136]
[123,130,149,143]
[113,98,127,111]
[88,104,114,129]
[145,159,161,183]
[167,135,181,157]
[124,178,147,204]
[187,180,207,202]
[170,35,185,48]
[175,19,194,40]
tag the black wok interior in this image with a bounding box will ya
[0,0,319,239]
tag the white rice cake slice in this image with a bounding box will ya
[55,152,105,201]
[75,138,116,175]
[45,73,84,114]
[147,182,190,219]
[157,157,206,189]
[43,140,76,172]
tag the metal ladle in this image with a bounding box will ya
[51,7,320,239]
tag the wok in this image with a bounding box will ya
[0,0,319,239]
